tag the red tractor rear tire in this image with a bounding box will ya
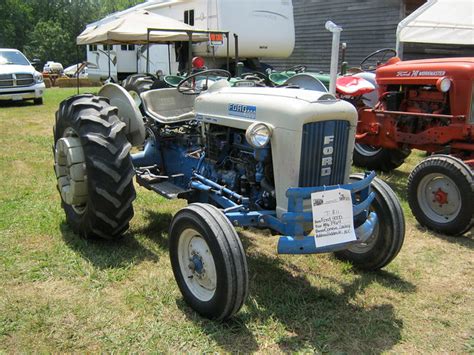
[353,144,411,172]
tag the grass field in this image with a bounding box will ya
[0,88,472,352]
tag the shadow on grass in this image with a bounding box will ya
[133,210,173,250]
[60,208,415,352]
[178,235,415,353]
[0,100,37,108]
[414,224,474,249]
[60,221,162,269]
[377,169,410,203]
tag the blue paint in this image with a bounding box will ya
[277,211,378,254]
[228,103,257,119]
[132,128,378,255]
[191,254,203,273]
[131,137,162,167]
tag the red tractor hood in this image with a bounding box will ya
[376,57,474,85]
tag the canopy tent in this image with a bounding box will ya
[77,10,209,45]
[76,9,232,80]
[397,0,474,54]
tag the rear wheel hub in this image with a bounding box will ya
[54,130,88,209]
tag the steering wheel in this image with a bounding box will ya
[360,48,397,71]
[284,65,307,74]
[240,71,271,86]
[177,69,231,95]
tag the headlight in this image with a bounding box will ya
[436,77,451,92]
[245,122,272,148]
[34,72,43,83]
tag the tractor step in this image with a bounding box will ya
[136,175,187,199]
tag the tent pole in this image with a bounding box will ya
[76,45,80,95]
[234,33,239,75]
[187,32,193,74]
[167,43,171,75]
[226,33,229,72]
[108,46,111,81]
[146,29,150,74]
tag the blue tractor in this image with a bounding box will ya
[53,69,405,320]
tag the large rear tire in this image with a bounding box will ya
[122,74,154,108]
[334,174,405,270]
[407,155,474,236]
[53,94,136,239]
[353,144,411,172]
[169,203,248,320]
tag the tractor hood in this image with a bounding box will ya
[194,86,357,131]
[376,57,474,85]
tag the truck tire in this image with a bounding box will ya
[353,144,411,172]
[122,74,154,108]
[53,94,136,239]
[169,203,248,321]
[334,174,405,270]
[408,155,474,236]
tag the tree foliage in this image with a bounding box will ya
[0,0,142,66]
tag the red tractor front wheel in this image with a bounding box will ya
[408,155,474,236]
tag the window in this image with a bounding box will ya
[184,9,194,26]
[89,45,97,51]
[121,44,135,51]
[102,44,113,51]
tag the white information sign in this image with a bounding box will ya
[311,188,356,248]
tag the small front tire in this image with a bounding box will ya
[169,203,248,320]
[335,174,405,270]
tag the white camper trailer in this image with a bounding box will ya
[84,0,295,82]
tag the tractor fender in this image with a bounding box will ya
[353,72,378,107]
[98,83,146,147]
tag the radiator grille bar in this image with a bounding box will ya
[299,120,350,187]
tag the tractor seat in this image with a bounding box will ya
[269,72,290,86]
[336,76,375,96]
[164,75,183,87]
[284,73,328,92]
[141,88,196,125]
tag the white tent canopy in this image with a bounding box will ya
[397,0,474,52]
[77,10,210,45]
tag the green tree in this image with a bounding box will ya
[1,0,144,65]
[24,20,71,64]
[0,0,33,50]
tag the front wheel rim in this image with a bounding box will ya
[177,228,217,302]
[417,173,462,223]
[347,216,380,253]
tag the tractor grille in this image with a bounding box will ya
[0,73,34,88]
[299,120,350,187]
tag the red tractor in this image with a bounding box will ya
[346,51,474,236]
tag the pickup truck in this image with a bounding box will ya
[0,48,45,105]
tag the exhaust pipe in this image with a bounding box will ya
[325,21,343,95]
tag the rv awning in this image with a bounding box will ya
[397,0,474,47]
[77,10,209,45]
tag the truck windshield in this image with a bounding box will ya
[0,51,30,66]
